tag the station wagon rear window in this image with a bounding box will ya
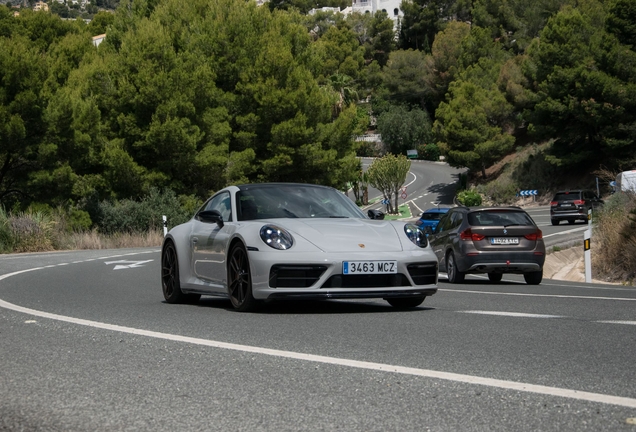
[468,210,535,227]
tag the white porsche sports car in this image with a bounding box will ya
[161,183,438,311]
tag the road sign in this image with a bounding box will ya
[518,190,538,196]
[381,199,390,205]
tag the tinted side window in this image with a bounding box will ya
[203,192,232,222]
[436,212,454,232]
[451,212,463,229]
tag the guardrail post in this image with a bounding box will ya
[584,229,591,283]
[163,215,168,237]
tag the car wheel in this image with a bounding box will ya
[386,296,426,309]
[446,251,465,283]
[524,270,543,285]
[488,273,502,283]
[162,242,200,304]
[551,219,559,226]
[227,243,258,312]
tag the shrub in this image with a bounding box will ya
[7,211,56,253]
[457,190,483,206]
[96,188,193,235]
[593,192,636,283]
[0,208,13,253]
[417,143,440,161]
[476,178,520,204]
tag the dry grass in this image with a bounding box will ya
[592,193,636,284]
[54,229,164,251]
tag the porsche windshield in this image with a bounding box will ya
[237,184,366,221]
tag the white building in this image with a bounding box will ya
[351,0,403,30]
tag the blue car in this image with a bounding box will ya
[416,207,450,231]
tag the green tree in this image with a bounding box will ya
[367,11,396,67]
[527,3,636,169]
[376,105,432,155]
[366,153,411,213]
[0,35,49,206]
[381,49,430,108]
[425,21,471,108]
[434,80,515,178]
[606,0,636,47]
[398,0,470,52]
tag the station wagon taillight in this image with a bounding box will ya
[550,201,558,206]
[524,230,543,241]
[573,200,584,205]
[460,228,485,241]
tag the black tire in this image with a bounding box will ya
[446,251,465,283]
[162,242,200,304]
[227,243,258,312]
[551,219,559,226]
[386,296,426,309]
[488,273,502,283]
[524,270,543,285]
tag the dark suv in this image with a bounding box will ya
[428,207,545,285]
[550,190,603,225]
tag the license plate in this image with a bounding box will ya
[490,237,519,245]
[343,261,397,274]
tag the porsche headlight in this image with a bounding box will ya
[260,225,294,250]
[404,224,428,248]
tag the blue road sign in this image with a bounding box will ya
[518,190,538,196]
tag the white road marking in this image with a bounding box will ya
[2,265,636,409]
[596,320,636,326]
[104,259,154,270]
[438,288,636,302]
[543,226,588,237]
[459,311,565,319]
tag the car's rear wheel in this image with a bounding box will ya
[162,242,200,304]
[524,270,543,285]
[551,219,559,226]
[488,273,502,283]
[446,251,465,283]
[227,243,258,312]
[386,296,426,309]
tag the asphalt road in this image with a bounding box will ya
[1,248,635,431]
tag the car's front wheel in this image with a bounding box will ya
[524,270,543,285]
[227,243,258,312]
[162,242,200,304]
[386,296,426,309]
[446,251,465,283]
[488,273,502,283]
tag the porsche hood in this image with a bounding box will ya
[273,218,404,253]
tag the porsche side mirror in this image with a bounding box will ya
[368,209,385,220]
[197,210,224,227]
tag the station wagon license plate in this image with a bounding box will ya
[343,261,397,274]
[490,237,519,245]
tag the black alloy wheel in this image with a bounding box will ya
[488,273,503,283]
[386,296,426,309]
[228,243,258,312]
[446,251,465,283]
[162,242,200,304]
